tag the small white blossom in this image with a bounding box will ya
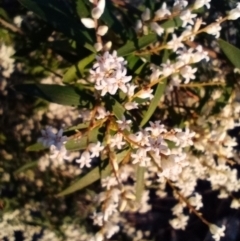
[209,224,225,241]
[228,3,240,20]
[169,214,189,230]
[124,101,139,110]
[137,87,154,99]
[150,22,164,36]
[76,151,92,168]
[204,23,221,38]
[110,133,126,149]
[167,34,184,52]
[193,0,211,10]
[180,10,197,27]
[91,212,104,226]
[116,116,132,131]
[155,3,171,19]
[88,142,104,158]
[141,8,151,21]
[180,65,197,83]
[131,149,151,167]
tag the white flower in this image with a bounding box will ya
[146,121,167,136]
[193,0,211,10]
[204,23,221,38]
[124,102,139,110]
[135,20,143,32]
[88,142,104,157]
[180,10,197,27]
[155,3,171,19]
[126,84,137,97]
[137,87,154,99]
[105,223,120,239]
[141,8,151,21]
[0,44,15,78]
[109,133,126,149]
[97,25,108,36]
[76,151,92,168]
[192,45,209,62]
[90,51,131,96]
[13,15,23,27]
[81,18,95,28]
[209,224,225,241]
[188,193,203,210]
[173,0,188,10]
[167,34,184,52]
[169,214,189,230]
[101,176,118,190]
[116,116,132,131]
[228,3,240,20]
[91,212,104,226]
[91,0,105,19]
[150,22,164,36]
[161,59,175,76]
[131,149,151,167]
[180,65,197,83]
[230,199,240,209]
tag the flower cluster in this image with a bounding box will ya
[4,0,240,241]
[0,44,15,78]
[37,126,68,161]
[89,51,132,96]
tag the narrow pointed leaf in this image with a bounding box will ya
[15,83,94,107]
[218,38,240,68]
[57,150,130,196]
[26,142,46,152]
[135,165,145,202]
[14,161,38,175]
[140,79,166,127]
[63,53,95,83]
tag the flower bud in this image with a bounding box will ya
[81,18,95,28]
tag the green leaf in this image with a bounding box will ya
[18,0,95,52]
[14,83,94,107]
[76,0,89,18]
[65,127,101,151]
[135,165,145,202]
[218,38,240,68]
[64,122,90,133]
[0,7,10,21]
[63,53,95,83]
[104,96,125,120]
[57,150,130,196]
[117,17,183,56]
[140,79,167,127]
[26,142,46,152]
[14,161,38,175]
[117,33,158,57]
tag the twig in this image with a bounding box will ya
[0,17,24,35]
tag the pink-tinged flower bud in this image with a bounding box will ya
[81,18,95,28]
[97,25,108,36]
[104,41,112,50]
[94,42,103,52]
[91,0,105,19]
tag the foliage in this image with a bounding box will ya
[1,0,240,241]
